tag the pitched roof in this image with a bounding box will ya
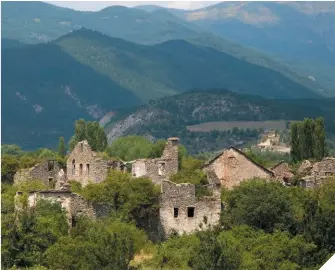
[202,146,274,177]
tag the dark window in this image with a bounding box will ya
[79,164,83,176]
[71,216,76,227]
[72,159,76,175]
[187,207,195,217]
[80,143,83,152]
[174,208,179,218]
[87,164,90,175]
[48,161,54,171]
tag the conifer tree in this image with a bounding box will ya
[58,137,66,158]
[290,122,300,162]
[313,117,326,160]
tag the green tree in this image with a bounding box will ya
[313,117,326,160]
[69,119,107,152]
[58,137,66,158]
[1,154,20,183]
[44,219,147,270]
[106,135,153,161]
[290,121,300,162]
[80,171,160,223]
[222,179,296,233]
[2,200,68,268]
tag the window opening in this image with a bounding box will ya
[187,207,195,217]
[79,164,83,176]
[174,208,179,218]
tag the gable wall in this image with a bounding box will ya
[204,148,272,189]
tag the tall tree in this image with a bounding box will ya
[290,122,300,162]
[313,117,326,160]
[304,118,315,159]
[69,119,107,152]
[58,137,66,158]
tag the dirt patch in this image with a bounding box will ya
[187,120,290,132]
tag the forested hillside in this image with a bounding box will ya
[105,89,335,153]
[166,1,335,95]
[3,28,324,150]
[1,1,326,94]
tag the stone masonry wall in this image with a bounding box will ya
[16,190,104,227]
[14,160,61,187]
[203,147,273,189]
[66,141,109,186]
[132,138,179,185]
[159,181,221,236]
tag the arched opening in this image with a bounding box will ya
[79,164,83,176]
[72,159,75,175]
[86,164,90,175]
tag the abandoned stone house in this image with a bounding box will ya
[202,146,275,189]
[15,190,108,227]
[14,160,62,187]
[131,137,179,185]
[67,140,126,186]
[300,157,335,189]
[159,180,221,236]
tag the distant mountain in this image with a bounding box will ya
[1,41,141,149]
[2,28,324,149]
[1,1,325,95]
[53,28,321,100]
[105,89,335,153]
[169,1,335,95]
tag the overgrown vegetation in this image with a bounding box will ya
[290,117,326,162]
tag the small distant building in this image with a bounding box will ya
[67,140,125,186]
[14,160,61,187]
[159,180,221,236]
[202,146,274,189]
[131,138,179,185]
[257,131,290,153]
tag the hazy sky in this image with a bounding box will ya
[47,1,219,11]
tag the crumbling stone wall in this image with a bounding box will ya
[66,141,125,186]
[300,157,335,189]
[14,160,61,187]
[159,180,221,236]
[202,147,274,189]
[15,190,106,227]
[132,138,179,185]
[271,161,294,184]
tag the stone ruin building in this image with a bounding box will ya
[131,137,179,185]
[270,161,294,185]
[14,160,62,188]
[159,180,221,236]
[202,146,274,189]
[67,140,126,187]
[299,157,335,189]
[15,190,108,227]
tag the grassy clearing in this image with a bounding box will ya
[187,120,290,132]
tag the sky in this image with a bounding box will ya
[46,1,220,11]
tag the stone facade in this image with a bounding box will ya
[159,180,221,236]
[14,160,61,187]
[67,140,126,186]
[15,190,107,227]
[132,138,179,185]
[202,146,274,189]
[300,157,335,189]
[271,161,294,184]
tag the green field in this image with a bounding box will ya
[187,120,290,132]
